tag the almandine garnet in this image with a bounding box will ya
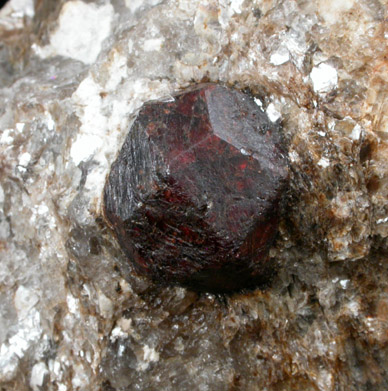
[104,84,288,292]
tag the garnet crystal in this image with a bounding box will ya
[104,84,288,292]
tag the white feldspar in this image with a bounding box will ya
[0,350,18,382]
[18,152,31,168]
[15,122,25,132]
[349,123,362,140]
[70,77,107,165]
[270,46,290,66]
[35,1,114,64]
[0,129,13,144]
[339,279,350,289]
[110,326,129,342]
[71,363,89,389]
[253,97,263,107]
[310,63,338,93]
[376,217,388,225]
[318,0,355,25]
[2,308,42,364]
[66,294,80,316]
[317,157,330,168]
[230,0,244,14]
[14,286,39,315]
[0,0,34,18]
[30,362,49,391]
[143,37,164,52]
[138,345,160,371]
[124,0,163,14]
[266,103,281,123]
[97,290,114,319]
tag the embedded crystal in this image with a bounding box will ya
[104,84,288,291]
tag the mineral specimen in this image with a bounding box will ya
[104,84,289,291]
[2,0,388,388]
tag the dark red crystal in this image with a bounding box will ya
[104,84,288,292]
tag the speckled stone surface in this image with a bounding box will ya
[0,0,387,390]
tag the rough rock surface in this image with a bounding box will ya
[0,0,387,390]
[104,84,289,292]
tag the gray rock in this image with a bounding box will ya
[0,0,387,390]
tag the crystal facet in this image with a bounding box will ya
[104,84,288,291]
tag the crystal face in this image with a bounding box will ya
[104,84,289,291]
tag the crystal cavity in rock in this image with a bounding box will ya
[104,84,289,292]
